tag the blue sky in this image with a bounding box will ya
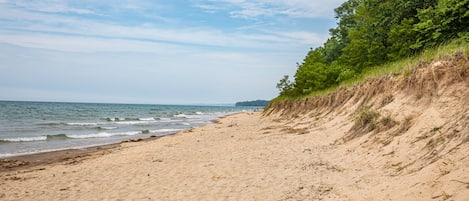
[0,0,345,104]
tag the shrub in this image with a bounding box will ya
[353,107,380,132]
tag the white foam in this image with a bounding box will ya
[113,121,154,125]
[174,114,198,119]
[107,118,125,122]
[67,131,141,139]
[0,136,47,142]
[66,122,99,126]
[0,142,115,158]
[67,133,113,139]
[99,126,118,130]
[0,153,15,158]
[174,114,186,118]
[158,119,182,123]
[139,118,155,121]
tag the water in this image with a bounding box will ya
[0,101,255,157]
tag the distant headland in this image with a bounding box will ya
[235,100,270,107]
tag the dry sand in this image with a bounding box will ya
[1,110,467,200]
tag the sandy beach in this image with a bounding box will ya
[1,110,468,200]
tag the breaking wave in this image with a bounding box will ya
[0,128,184,143]
[66,122,99,126]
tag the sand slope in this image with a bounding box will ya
[265,51,469,200]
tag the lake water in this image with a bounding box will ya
[0,101,255,157]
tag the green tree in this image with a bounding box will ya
[388,18,417,60]
[413,0,469,49]
[328,0,362,63]
[293,48,328,95]
[338,1,388,72]
[276,75,294,96]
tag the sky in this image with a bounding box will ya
[0,0,345,105]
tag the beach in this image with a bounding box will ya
[1,111,468,200]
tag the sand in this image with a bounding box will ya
[0,110,468,200]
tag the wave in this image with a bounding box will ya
[105,117,169,124]
[106,117,148,122]
[158,118,182,123]
[139,117,155,121]
[67,131,141,139]
[66,122,99,126]
[113,121,154,125]
[103,117,186,124]
[111,119,183,125]
[0,131,140,142]
[0,136,47,142]
[106,117,130,122]
[46,134,69,140]
[97,126,118,130]
[0,134,72,142]
[173,114,199,119]
[0,127,184,143]
[36,122,62,126]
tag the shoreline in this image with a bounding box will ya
[0,143,123,172]
[0,113,238,173]
[0,134,164,173]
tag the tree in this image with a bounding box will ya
[413,0,469,50]
[276,75,293,96]
[388,18,417,60]
[292,48,333,95]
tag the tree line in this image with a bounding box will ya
[235,100,270,107]
[277,0,469,97]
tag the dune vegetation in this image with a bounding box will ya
[274,0,469,101]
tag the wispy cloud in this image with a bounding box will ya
[11,0,96,15]
[0,0,325,53]
[194,0,344,19]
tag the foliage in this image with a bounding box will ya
[276,75,294,96]
[276,0,469,98]
[352,106,380,132]
[413,0,469,50]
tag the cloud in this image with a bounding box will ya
[11,0,96,15]
[0,4,324,53]
[194,0,345,19]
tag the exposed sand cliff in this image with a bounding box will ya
[265,51,469,200]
